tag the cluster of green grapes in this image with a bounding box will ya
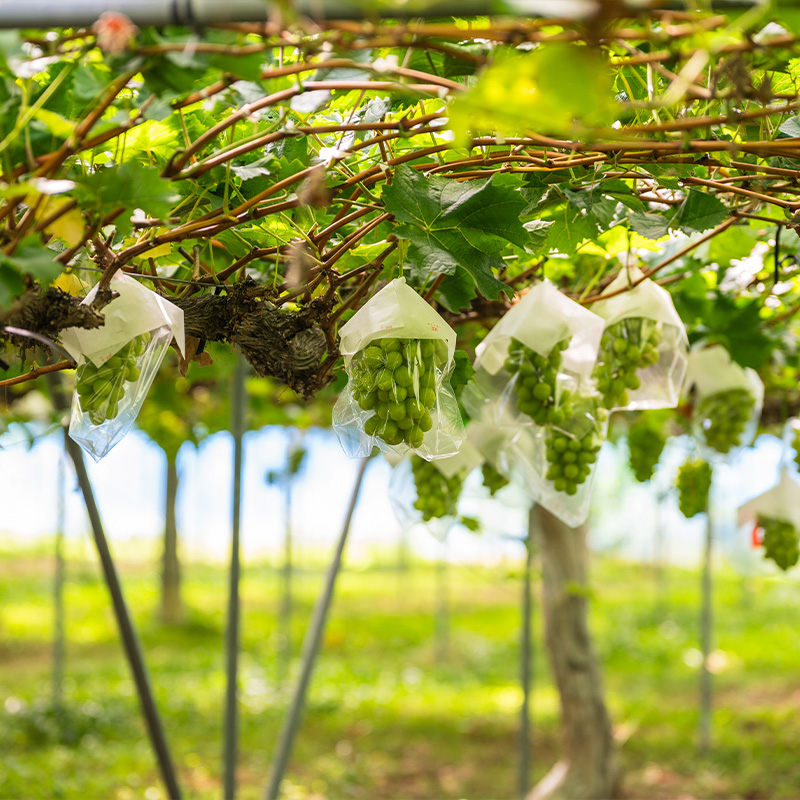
[351,337,447,449]
[627,419,667,483]
[695,388,754,454]
[75,333,148,425]
[411,455,463,521]
[758,514,800,571]
[482,462,509,496]
[504,337,571,426]
[543,404,606,496]
[594,317,661,410]
[675,458,712,518]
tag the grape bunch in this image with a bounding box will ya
[543,402,607,496]
[627,418,667,483]
[482,462,509,496]
[411,455,463,521]
[75,333,148,425]
[675,458,712,518]
[594,317,662,410]
[351,337,447,449]
[758,514,800,571]
[504,336,571,426]
[695,388,754,454]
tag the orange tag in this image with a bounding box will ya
[751,522,763,548]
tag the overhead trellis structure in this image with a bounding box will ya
[2,1,800,396]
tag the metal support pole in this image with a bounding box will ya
[699,496,713,755]
[53,441,66,709]
[264,457,369,800]
[517,516,535,800]
[223,354,247,800]
[64,431,183,800]
[278,460,293,684]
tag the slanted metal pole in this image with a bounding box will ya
[517,510,535,800]
[53,440,66,709]
[223,353,247,800]
[64,430,183,800]
[699,492,713,755]
[264,457,369,800]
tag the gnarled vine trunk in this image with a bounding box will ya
[529,505,617,800]
[160,455,182,625]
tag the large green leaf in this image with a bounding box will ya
[382,165,527,308]
[675,189,728,234]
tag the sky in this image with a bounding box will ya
[0,419,793,575]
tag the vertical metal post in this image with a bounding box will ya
[64,431,183,799]
[53,442,66,709]
[278,462,293,684]
[223,354,247,800]
[517,511,535,800]
[699,492,713,754]
[435,536,449,663]
[264,457,369,800]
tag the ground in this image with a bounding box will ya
[0,538,799,800]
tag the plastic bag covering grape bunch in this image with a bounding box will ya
[461,281,606,528]
[784,417,800,471]
[589,265,688,411]
[737,470,800,570]
[684,345,764,459]
[388,441,482,541]
[61,273,185,461]
[333,278,464,460]
[463,280,604,429]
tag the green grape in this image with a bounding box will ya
[627,418,667,483]
[758,514,800,571]
[351,336,447,449]
[594,317,662,410]
[675,458,712,518]
[543,399,607,496]
[481,462,509,496]
[411,455,463,521]
[695,389,754,454]
[75,332,150,426]
[505,336,570,426]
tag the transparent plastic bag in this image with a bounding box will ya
[737,470,800,571]
[589,266,688,411]
[60,273,185,461]
[505,395,609,527]
[785,417,800,471]
[333,278,465,460]
[684,345,763,458]
[467,281,604,429]
[388,444,481,540]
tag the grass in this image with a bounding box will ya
[1,539,799,800]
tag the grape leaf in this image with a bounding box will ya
[676,189,728,234]
[383,165,526,307]
[629,211,671,240]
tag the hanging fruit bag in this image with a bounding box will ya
[465,280,604,430]
[589,265,688,411]
[684,345,763,457]
[737,470,800,571]
[333,278,464,460]
[60,272,185,461]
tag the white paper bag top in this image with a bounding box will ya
[737,470,800,529]
[684,345,764,405]
[338,277,456,363]
[60,272,185,366]
[475,281,604,379]
[434,435,483,479]
[591,266,688,335]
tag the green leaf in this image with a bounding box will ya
[541,204,599,253]
[675,189,728,234]
[629,212,671,240]
[448,44,615,145]
[76,163,179,234]
[0,255,24,305]
[13,239,61,286]
[383,165,527,307]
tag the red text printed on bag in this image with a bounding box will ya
[428,323,439,332]
[379,324,396,330]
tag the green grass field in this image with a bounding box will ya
[1,538,799,800]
